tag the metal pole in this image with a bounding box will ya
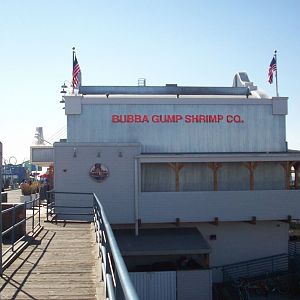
[0,142,3,275]
[38,196,41,226]
[46,192,49,222]
[134,159,139,236]
[32,196,34,231]
[72,47,75,94]
[12,206,16,251]
[274,50,279,97]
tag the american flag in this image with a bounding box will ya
[268,56,277,84]
[72,54,81,89]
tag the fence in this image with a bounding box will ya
[289,241,300,257]
[0,196,42,274]
[222,253,289,282]
[47,191,139,300]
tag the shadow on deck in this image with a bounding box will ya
[0,220,104,300]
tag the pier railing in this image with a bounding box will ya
[221,253,289,282]
[46,191,139,300]
[0,196,42,274]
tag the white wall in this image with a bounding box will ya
[177,270,212,300]
[139,190,300,222]
[54,142,140,223]
[67,100,286,153]
[196,221,289,281]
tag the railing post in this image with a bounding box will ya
[38,197,41,226]
[32,196,35,231]
[0,142,2,275]
[12,206,16,251]
[46,191,49,222]
[0,203,2,275]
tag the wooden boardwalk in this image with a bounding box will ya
[0,219,104,299]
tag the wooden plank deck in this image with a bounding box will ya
[1,219,104,299]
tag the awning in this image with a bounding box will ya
[114,227,211,256]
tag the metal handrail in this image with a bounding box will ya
[93,193,139,300]
[1,195,42,274]
[221,253,289,281]
[46,190,139,300]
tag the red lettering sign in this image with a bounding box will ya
[112,114,244,124]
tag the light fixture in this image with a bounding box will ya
[97,152,101,158]
[73,147,77,158]
[118,151,123,158]
[60,80,72,104]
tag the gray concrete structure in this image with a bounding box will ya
[54,143,140,222]
[38,73,300,298]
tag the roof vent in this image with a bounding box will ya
[138,78,146,86]
[233,72,257,91]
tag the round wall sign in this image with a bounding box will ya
[89,163,109,182]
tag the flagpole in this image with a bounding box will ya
[72,47,75,94]
[274,50,279,97]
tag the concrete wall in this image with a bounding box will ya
[66,98,287,153]
[195,221,289,282]
[139,190,300,223]
[177,270,212,300]
[54,142,140,223]
[53,141,298,224]
[124,221,288,282]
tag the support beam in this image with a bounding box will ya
[168,163,184,192]
[208,163,222,191]
[294,163,299,190]
[202,254,210,268]
[280,161,293,190]
[243,162,258,191]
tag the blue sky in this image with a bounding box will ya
[1,0,300,163]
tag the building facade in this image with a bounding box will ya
[36,73,300,299]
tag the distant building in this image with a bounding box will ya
[2,164,27,187]
[33,72,300,299]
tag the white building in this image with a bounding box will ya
[31,72,300,299]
